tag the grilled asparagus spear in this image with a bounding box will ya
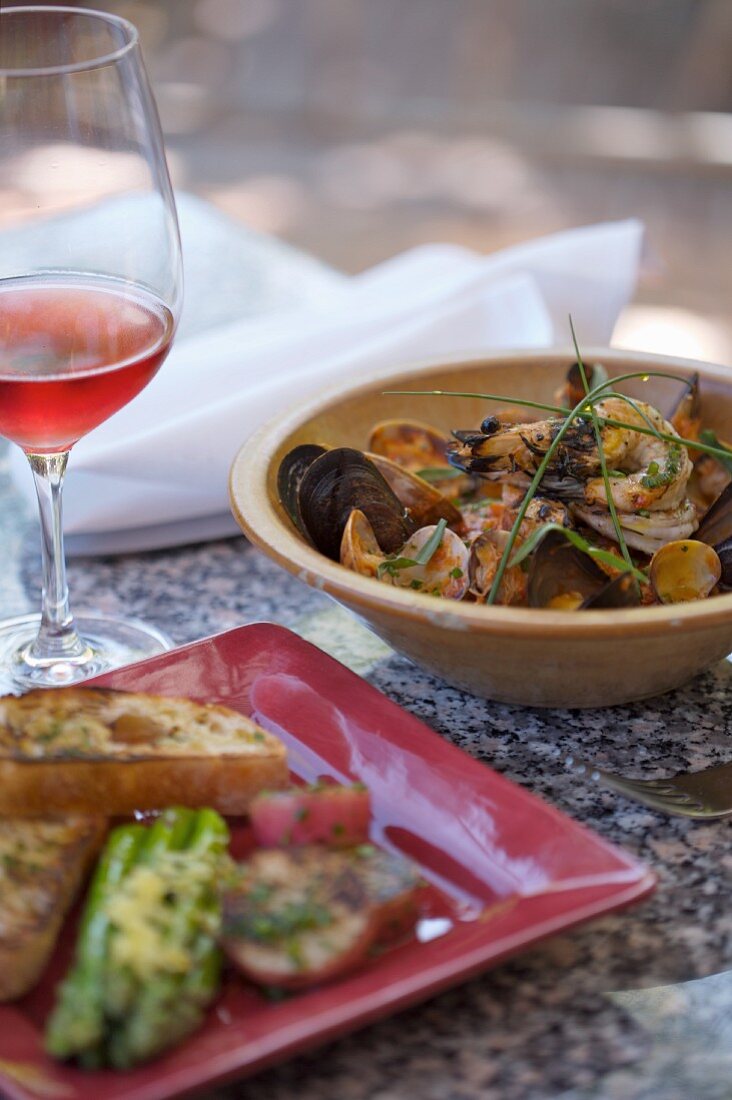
[45,806,229,1069]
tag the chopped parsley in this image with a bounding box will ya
[641,444,682,490]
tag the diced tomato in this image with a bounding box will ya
[250,783,371,848]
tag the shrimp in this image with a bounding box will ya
[581,399,693,512]
[572,499,699,555]
[449,398,693,513]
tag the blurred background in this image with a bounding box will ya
[7,0,732,360]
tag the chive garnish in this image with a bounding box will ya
[569,316,633,573]
[699,429,732,475]
[414,466,462,483]
[384,376,732,466]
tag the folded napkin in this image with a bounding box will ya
[8,196,643,554]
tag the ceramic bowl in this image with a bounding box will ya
[229,348,732,708]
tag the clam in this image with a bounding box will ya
[366,452,464,531]
[390,526,470,600]
[340,509,384,578]
[367,419,450,470]
[367,419,470,497]
[695,482,732,588]
[277,444,327,538]
[528,530,640,609]
[340,510,469,599]
[297,448,414,560]
[468,530,526,605]
[649,539,721,604]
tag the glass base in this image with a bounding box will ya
[0,613,173,694]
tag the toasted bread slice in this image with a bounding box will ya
[0,688,288,816]
[0,815,107,1001]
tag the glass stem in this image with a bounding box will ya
[25,451,89,664]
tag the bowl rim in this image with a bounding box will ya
[230,345,732,639]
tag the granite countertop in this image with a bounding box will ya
[2,440,732,1100]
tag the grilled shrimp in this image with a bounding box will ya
[581,399,693,512]
[449,398,693,513]
[572,499,699,555]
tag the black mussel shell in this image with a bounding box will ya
[527,529,639,609]
[528,530,608,608]
[565,360,608,406]
[668,371,701,426]
[582,572,640,609]
[713,536,732,589]
[278,444,328,539]
[696,482,732,547]
[298,448,415,560]
[696,483,732,587]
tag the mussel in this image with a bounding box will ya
[527,530,640,609]
[669,372,701,442]
[583,572,641,609]
[296,448,414,560]
[366,452,464,531]
[695,482,732,588]
[277,444,327,540]
[649,539,721,604]
[555,360,609,408]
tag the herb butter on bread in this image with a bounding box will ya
[0,815,107,1001]
[0,688,288,816]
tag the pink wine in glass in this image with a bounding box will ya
[0,277,174,453]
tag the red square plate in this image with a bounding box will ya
[0,624,655,1100]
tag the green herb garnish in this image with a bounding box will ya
[699,429,732,475]
[414,466,462,483]
[641,443,681,489]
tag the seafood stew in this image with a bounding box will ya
[278,363,732,611]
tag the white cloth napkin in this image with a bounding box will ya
[8,198,643,554]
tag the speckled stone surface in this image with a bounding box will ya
[2,436,732,1100]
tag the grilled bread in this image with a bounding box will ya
[220,845,423,989]
[0,815,107,1002]
[0,688,288,816]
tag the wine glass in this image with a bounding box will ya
[0,6,183,691]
